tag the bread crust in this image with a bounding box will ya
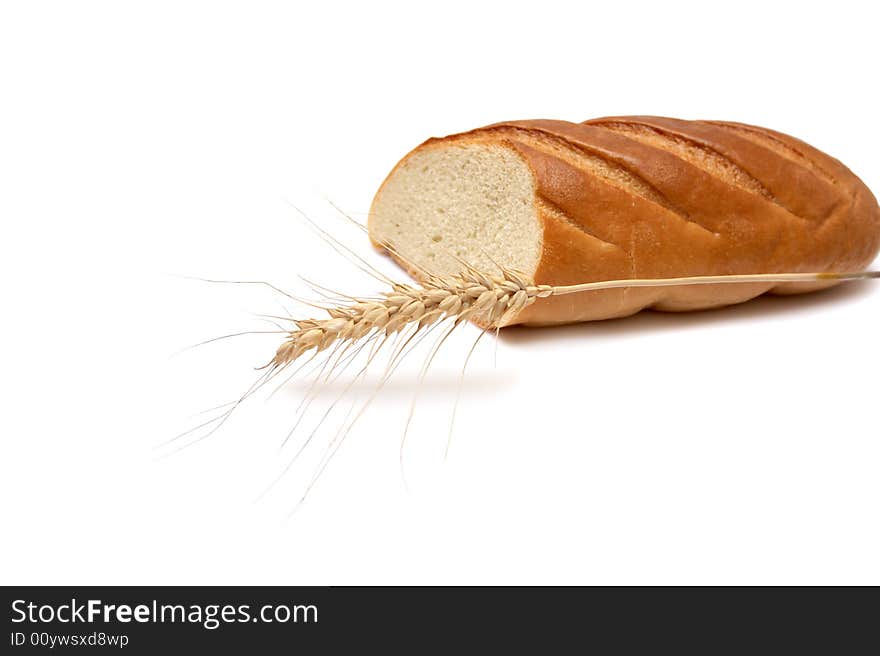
[369,117,880,326]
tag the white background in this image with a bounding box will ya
[1,0,878,585]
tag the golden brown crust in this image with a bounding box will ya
[370,117,880,326]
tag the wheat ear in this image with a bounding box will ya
[269,269,879,368]
[268,264,551,367]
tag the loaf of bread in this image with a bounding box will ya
[368,116,880,326]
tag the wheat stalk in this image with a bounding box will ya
[167,259,876,507]
[270,268,879,368]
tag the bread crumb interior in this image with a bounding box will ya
[370,143,542,279]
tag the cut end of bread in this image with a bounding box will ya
[368,142,543,282]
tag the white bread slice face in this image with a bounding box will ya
[368,142,543,281]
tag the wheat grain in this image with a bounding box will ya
[268,264,553,368]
